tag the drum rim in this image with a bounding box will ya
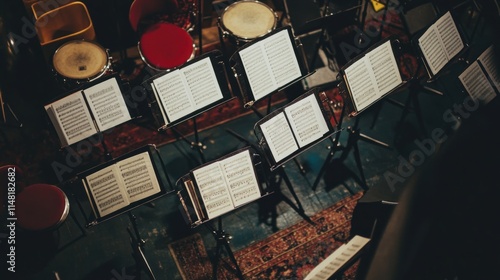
[220,0,278,42]
[52,39,110,80]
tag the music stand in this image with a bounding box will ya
[335,36,408,184]
[75,144,175,280]
[44,74,135,153]
[393,9,471,134]
[142,50,234,163]
[229,25,312,112]
[176,147,271,279]
[457,44,499,107]
[229,25,313,173]
[253,87,341,218]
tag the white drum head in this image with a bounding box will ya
[221,1,276,40]
[53,41,108,80]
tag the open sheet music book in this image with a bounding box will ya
[417,11,464,76]
[342,39,402,114]
[231,26,307,107]
[256,88,333,165]
[304,235,370,280]
[44,76,131,147]
[459,45,499,105]
[177,148,263,226]
[81,148,164,219]
[148,50,230,129]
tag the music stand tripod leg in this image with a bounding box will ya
[127,211,156,280]
[277,167,314,224]
[207,218,244,280]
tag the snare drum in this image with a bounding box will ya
[220,0,278,44]
[52,40,111,87]
[138,22,195,71]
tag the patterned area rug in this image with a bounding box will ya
[168,192,364,279]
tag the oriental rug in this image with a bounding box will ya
[168,192,364,280]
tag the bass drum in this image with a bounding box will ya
[52,40,112,89]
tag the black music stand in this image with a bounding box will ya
[176,147,271,279]
[229,25,312,110]
[335,36,410,185]
[457,44,499,107]
[142,50,234,164]
[252,87,342,219]
[44,74,135,150]
[229,25,313,173]
[391,9,471,135]
[298,3,362,69]
[75,144,175,280]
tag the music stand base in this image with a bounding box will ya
[207,219,244,280]
[127,212,155,280]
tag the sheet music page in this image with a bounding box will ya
[150,85,169,125]
[219,150,261,208]
[435,11,463,61]
[478,45,500,90]
[284,94,329,147]
[263,29,302,89]
[304,235,370,280]
[47,92,97,146]
[239,41,276,101]
[418,26,448,75]
[116,151,162,203]
[181,57,224,109]
[459,61,497,105]
[152,70,195,123]
[366,40,402,97]
[304,245,347,280]
[84,165,129,217]
[260,112,299,163]
[344,57,378,112]
[192,161,234,219]
[83,78,131,131]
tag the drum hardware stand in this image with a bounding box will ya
[0,88,22,128]
[127,211,156,280]
[225,128,313,225]
[206,217,244,280]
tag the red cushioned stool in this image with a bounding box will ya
[16,184,70,231]
[138,22,195,71]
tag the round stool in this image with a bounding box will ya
[138,22,195,71]
[16,184,70,231]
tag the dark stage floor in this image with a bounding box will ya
[1,0,499,279]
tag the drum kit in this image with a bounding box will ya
[49,0,279,90]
